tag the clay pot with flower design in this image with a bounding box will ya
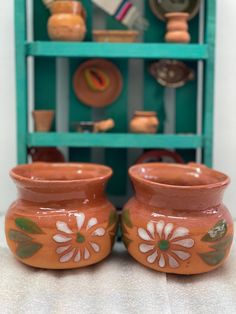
[5,163,118,269]
[122,163,234,275]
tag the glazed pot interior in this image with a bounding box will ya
[11,163,112,183]
[130,163,229,188]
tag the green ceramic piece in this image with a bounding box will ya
[8,229,32,242]
[199,250,226,267]
[201,220,227,242]
[76,232,85,243]
[122,209,133,228]
[16,242,43,259]
[15,218,44,234]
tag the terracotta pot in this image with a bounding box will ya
[5,163,118,269]
[93,30,139,43]
[47,1,86,41]
[129,111,159,134]
[32,110,55,132]
[28,147,65,162]
[165,12,190,43]
[121,163,233,275]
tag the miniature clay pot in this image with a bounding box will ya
[129,111,159,134]
[93,30,139,43]
[28,147,65,162]
[95,119,115,133]
[165,12,190,43]
[32,110,55,132]
[5,163,118,269]
[47,1,86,41]
[122,163,233,275]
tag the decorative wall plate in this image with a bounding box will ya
[149,60,194,88]
[73,59,123,108]
[149,0,200,21]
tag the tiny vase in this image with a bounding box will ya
[5,163,118,269]
[47,1,87,41]
[129,111,159,134]
[122,163,233,275]
[165,12,190,43]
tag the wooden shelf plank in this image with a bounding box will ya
[28,133,203,149]
[26,42,208,60]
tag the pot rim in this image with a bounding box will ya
[165,12,190,18]
[129,162,230,190]
[10,162,113,185]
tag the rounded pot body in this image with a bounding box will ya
[165,12,190,43]
[47,1,86,41]
[129,111,159,134]
[122,163,233,275]
[5,163,118,269]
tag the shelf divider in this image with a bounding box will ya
[28,133,203,149]
[26,42,208,60]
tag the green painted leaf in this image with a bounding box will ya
[109,211,119,227]
[16,242,42,259]
[199,250,226,266]
[8,229,32,242]
[209,235,233,251]
[201,220,227,242]
[15,218,44,234]
[122,235,132,248]
[122,209,133,228]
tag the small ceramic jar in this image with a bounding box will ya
[165,12,190,43]
[129,111,159,134]
[122,163,233,275]
[5,163,118,269]
[47,1,86,41]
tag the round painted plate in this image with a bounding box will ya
[149,0,200,21]
[73,59,123,108]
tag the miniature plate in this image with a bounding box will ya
[73,59,123,108]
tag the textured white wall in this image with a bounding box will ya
[0,0,236,218]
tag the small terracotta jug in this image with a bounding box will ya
[32,110,55,132]
[129,111,159,134]
[165,12,190,43]
[47,1,87,41]
[5,163,118,269]
[122,163,233,275]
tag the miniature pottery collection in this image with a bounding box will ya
[150,60,194,88]
[93,30,139,43]
[73,59,123,108]
[5,163,118,269]
[165,12,191,43]
[149,0,200,21]
[47,1,87,41]
[122,163,233,275]
[130,111,159,134]
[32,110,55,132]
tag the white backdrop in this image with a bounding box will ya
[1,0,236,218]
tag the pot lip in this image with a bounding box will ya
[129,163,230,190]
[10,162,113,185]
[165,12,190,18]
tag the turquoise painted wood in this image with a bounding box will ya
[15,0,216,206]
[26,42,208,59]
[203,0,216,167]
[28,133,203,149]
[15,0,28,164]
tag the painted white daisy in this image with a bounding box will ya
[53,212,106,263]
[138,220,194,269]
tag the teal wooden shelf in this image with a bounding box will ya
[28,133,203,149]
[25,42,208,60]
